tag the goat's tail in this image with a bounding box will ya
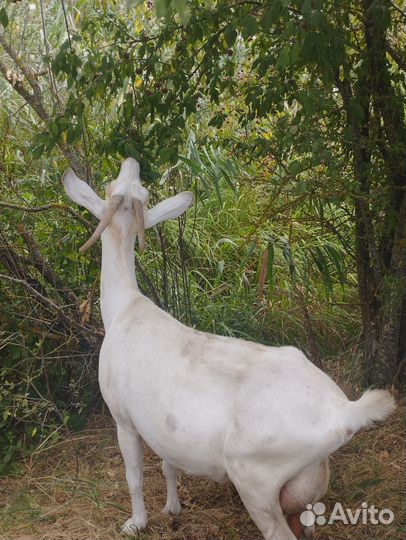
[345,389,396,435]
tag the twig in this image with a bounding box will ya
[0,200,92,228]
[134,256,163,309]
[18,223,80,308]
[0,31,88,178]
[0,273,102,342]
[60,0,72,50]
[39,0,61,108]
[0,273,65,313]
[0,30,49,120]
[0,57,49,120]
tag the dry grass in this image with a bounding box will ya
[0,416,260,540]
[0,396,404,540]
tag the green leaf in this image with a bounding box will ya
[67,124,82,145]
[0,7,8,28]
[276,45,290,68]
[208,114,225,128]
[31,143,45,159]
[125,142,141,160]
[261,1,283,30]
[290,42,301,65]
[190,23,203,41]
[172,0,190,24]
[279,237,296,278]
[224,25,237,47]
[301,0,312,17]
[126,0,143,8]
[247,241,256,258]
[242,15,258,40]
[267,241,275,290]
[155,0,171,18]
[312,246,333,292]
[159,146,172,164]
[49,121,59,137]
[288,159,302,175]
[302,94,317,114]
[254,54,275,77]
[301,33,315,63]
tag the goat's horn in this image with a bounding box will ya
[79,195,123,253]
[132,198,145,252]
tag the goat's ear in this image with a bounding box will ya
[63,169,104,219]
[145,192,194,228]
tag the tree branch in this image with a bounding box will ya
[387,40,406,71]
[0,29,50,120]
[0,200,92,228]
[0,57,49,121]
[0,273,102,343]
[0,31,89,179]
[18,223,80,308]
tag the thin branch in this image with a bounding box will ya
[0,30,49,121]
[387,40,406,72]
[0,32,89,179]
[39,0,61,108]
[134,255,163,309]
[18,223,80,308]
[60,0,72,50]
[388,0,406,20]
[0,273,64,313]
[0,57,49,121]
[0,273,102,342]
[0,200,92,229]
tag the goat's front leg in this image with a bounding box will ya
[162,460,182,515]
[117,424,148,535]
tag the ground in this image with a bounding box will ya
[0,399,404,540]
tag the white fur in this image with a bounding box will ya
[63,158,396,540]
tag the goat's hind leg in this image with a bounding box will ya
[226,460,296,540]
[117,424,148,535]
[162,460,182,515]
[238,490,296,540]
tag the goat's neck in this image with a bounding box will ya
[100,227,140,330]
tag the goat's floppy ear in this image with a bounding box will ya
[145,192,194,228]
[63,169,104,219]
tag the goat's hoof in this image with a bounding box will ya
[121,515,148,536]
[163,500,182,516]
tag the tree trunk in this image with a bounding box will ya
[337,0,406,388]
[362,190,406,387]
[359,0,406,388]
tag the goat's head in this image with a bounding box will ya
[63,157,194,253]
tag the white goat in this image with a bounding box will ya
[63,158,395,540]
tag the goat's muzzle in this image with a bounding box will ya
[79,195,146,253]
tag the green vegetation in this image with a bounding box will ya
[0,0,404,476]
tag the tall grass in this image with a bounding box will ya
[137,140,360,357]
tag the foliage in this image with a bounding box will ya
[0,0,404,472]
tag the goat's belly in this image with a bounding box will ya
[132,410,229,482]
[148,437,228,482]
[99,366,229,481]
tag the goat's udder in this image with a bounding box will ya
[286,513,303,539]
